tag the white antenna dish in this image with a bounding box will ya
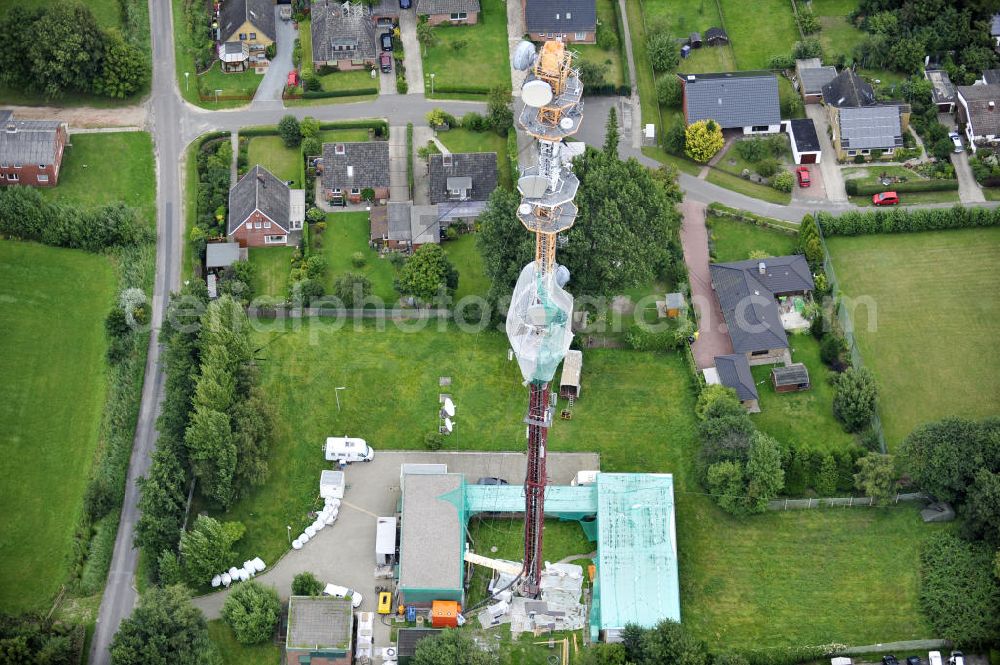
[518,175,549,198]
[559,117,575,130]
[521,80,553,107]
[518,203,533,215]
[444,417,454,433]
[443,397,456,417]
[512,41,537,71]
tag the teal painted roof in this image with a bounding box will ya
[465,483,597,518]
[593,473,680,631]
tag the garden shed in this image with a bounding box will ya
[704,27,728,46]
[688,32,702,48]
[663,292,686,318]
[771,363,810,392]
[559,350,583,399]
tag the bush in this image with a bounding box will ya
[596,22,619,50]
[797,7,820,34]
[734,139,765,163]
[845,178,958,196]
[754,158,779,178]
[685,119,724,162]
[222,581,281,645]
[461,112,487,131]
[292,572,324,596]
[300,87,378,99]
[656,75,683,106]
[278,115,301,147]
[767,54,796,70]
[664,124,686,155]
[301,137,322,158]
[832,366,878,432]
[817,207,1000,236]
[695,384,741,421]
[771,171,794,192]
[647,33,679,72]
[792,38,823,60]
[351,251,366,268]
[396,76,408,94]
[919,533,1000,645]
[424,431,444,450]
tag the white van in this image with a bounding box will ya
[325,436,374,463]
[324,583,363,608]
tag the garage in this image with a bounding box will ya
[787,118,822,164]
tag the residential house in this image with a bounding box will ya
[795,58,836,104]
[524,0,596,43]
[285,596,353,665]
[427,152,498,222]
[704,27,728,46]
[0,110,69,188]
[312,0,379,70]
[924,69,956,112]
[218,0,275,55]
[979,69,1000,85]
[320,141,390,204]
[713,354,760,413]
[956,84,1000,152]
[227,165,305,247]
[822,69,909,161]
[416,0,480,25]
[678,71,782,134]
[708,255,814,366]
[786,118,822,164]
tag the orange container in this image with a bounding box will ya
[430,600,460,628]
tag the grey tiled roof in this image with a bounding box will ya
[524,0,596,33]
[679,71,780,129]
[798,66,837,94]
[219,0,275,41]
[0,113,64,166]
[957,84,1000,137]
[714,354,758,402]
[983,69,1000,85]
[924,69,955,104]
[312,0,378,63]
[321,141,390,190]
[427,152,498,204]
[709,255,813,354]
[227,165,291,235]
[822,69,874,108]
[416,0,480,16]
[387,202,442,245]
[839,105,903,150]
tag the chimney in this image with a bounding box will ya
[990,101,996,110]
[5,123,15,134]
[758,261,766,275]
[347,165,354,178]
[257,171,266,186]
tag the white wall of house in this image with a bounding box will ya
[742,124,782,135]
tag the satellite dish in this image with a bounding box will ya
[518,174,549,198]
[518,203,533,215]
[555,265,571,288]
[560,117,575,130]
[526,304,548,326]
[522,80,553,107]
[444,417,454,433]
[443,397,456,417]
[512,41,537,71]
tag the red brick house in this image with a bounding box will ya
[320,141,390,204]
[416,0,480,25]
[227,165,306,248]
[0,110,69,188]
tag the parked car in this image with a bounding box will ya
[380,52,392,73]
[882,656,899,665]
[949,132,963,153]
[906,657,923,665]
[796,166,811,187]
[949,652,964,665]
[928,652,943,665]
[476,477,509,485]
[380,32,393,51]
[323,583,363,608]
[399,0,412,7]
[872,191,899,206]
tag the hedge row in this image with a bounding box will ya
[818,206,1000,236]
[845,178,958,196]
[431,84,499,96]
[320,119,389,133]
[585,83,632,96]
[301,87,377,99]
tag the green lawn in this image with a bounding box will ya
[707,215,798,262]
[316,211,398,303]
[317,129,371,143]
[842,166,959,206]
[422,0,510,95]
[318,68,377,93]
[436,128,511,191]
[247,136,302,187]
[196,62,265,100]
[0,241,116,613]
[574,0,628,88]
[718,0,798,69]
[443,234,489,301]
[706,168,792,205]
[0,0,121,28]
[44,132,157,224]
[249,247,295,298]
[208,620,280,665]
[300,18,314,77]
[827,228,1000,447]
[750,333,859,453]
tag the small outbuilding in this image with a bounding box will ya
[320,470,346,499]
[924,69,956,113]
[714,354,760,413]
[704,27,728,46]
[688,32,702,48]
[787,118,822,164]
[771,363,810,392]
[397,628,442,664]
[205,241,242,271]
[559,350,583,400]
[375,516,397,566]
[795,58,837,104]
[285,596,353,665]
[663,292,686,318]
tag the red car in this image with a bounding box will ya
[795,166,810,187]
[379,52,392,74]
[872,191,899,206]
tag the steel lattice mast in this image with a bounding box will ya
[506,40,584,597]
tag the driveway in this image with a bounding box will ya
[505,0,528,95]
[952,150,986,203]
[398,9,424,94]
[791,164,827,203]
[680,200,733,370]
[380,62,396,96]
[388,125,409,201]
[253,8,297,104]
[191,451,599,653]
[805,104,848,202]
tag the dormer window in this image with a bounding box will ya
[335,144,346,155]
[442,155,452,167]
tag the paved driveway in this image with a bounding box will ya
[952,150,986,203]
[805,104,848,202]
[791,164,827,202]
[680,200,733,369]
[253,8,297,104]
[398,9,424,94]
[388,125,409,200]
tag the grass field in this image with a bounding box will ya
[0,241,116,613]
[708,215,798,262]
[206,322,944,648]
[247,136,302,187]
[44,132,157,224]
[422,0,510,95]
[827,227,1000,446]
[436,128,511,191]
[0,0,120,29]
[443,234,489,301]
[208,620,280,665]
[318,212,398,303]
[718,0,798,69]
[249,247,295,298]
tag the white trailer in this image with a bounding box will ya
[320,470,345,499]
[325,436,374,463]
[375,516,397,566]
[356,611,374,660]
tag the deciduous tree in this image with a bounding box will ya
[853,453,896,505]
[332,272,374,308]
[292,572,324,596]
[412,628,498,665]
[745,432,785,512]
[832,366,878,432]
[97,31,149,99]
[110,586,221,665]
[222,581,281,644]
[179,516,245,586]
[279,115,302,147]
[26,2,107,98]
[397,244,459,302]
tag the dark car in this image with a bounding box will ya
[906,657,923,665]
[476,477,509,486]
[380,32,393,52]
[399,0,412,8]
[882,657,899,665]
[379,52,392,73]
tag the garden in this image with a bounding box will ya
[420,0,510,97]
[843,163,959,206]
[573,0,630,92]
[288,18,379,104]
[246,136,303,187]
[705,134,796,205]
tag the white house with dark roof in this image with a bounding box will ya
[523,0,597,43]
[416,0,480,25]
[227,165,305,248]
[678,71,781,134]
[957,83,1000,152]
[0,110,69,188]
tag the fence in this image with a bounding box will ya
[767,492,927,511]
[815,213,888,454]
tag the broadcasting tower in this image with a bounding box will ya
[506,39,584,597]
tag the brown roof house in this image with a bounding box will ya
[321,141,390,204]
[227,165,305,248]
[285,596,353,665]
[416,0,480,25]
[311,0,379,71]
[427,152,498,223]
[956,83,1000,153]
[0,110,69,188]
[822,69,910,161]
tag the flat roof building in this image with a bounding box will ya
[398,473,466,604]
[285,596,353,665]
